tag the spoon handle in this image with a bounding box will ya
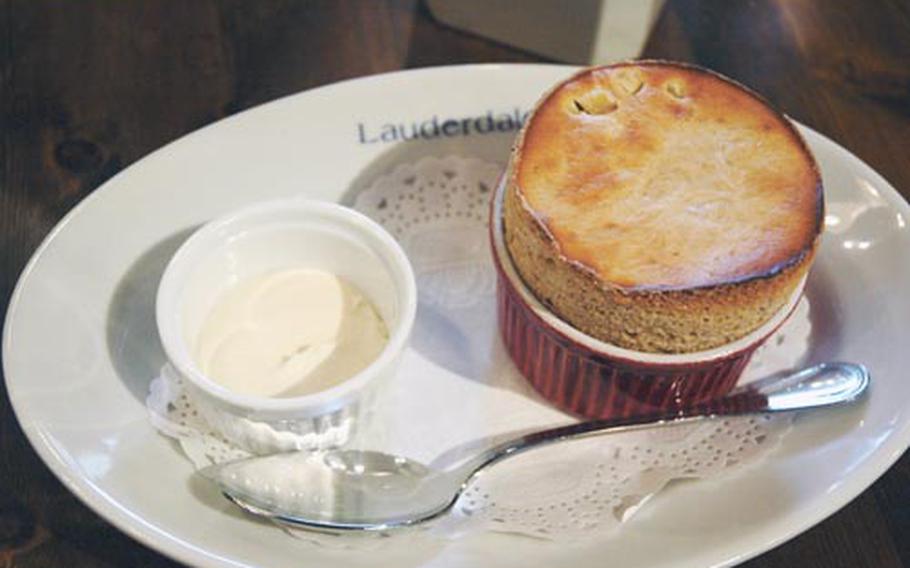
[456,362,868,485]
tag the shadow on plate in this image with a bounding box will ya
[105,228,198,404]
[800,264,844,366]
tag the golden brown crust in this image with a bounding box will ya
[503,61,823,353]
[515,61,822,290]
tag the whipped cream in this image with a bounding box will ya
[193,269,388,398]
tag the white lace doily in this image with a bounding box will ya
[146,365,356,463]
[146,155,811,542]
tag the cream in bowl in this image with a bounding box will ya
[156,199,416,453]
[194,268,388,398]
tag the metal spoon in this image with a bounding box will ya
[200,362,869,531]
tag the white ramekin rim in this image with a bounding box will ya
[155,198,417,418]
[491,179,806,366]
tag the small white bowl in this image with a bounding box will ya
[156,199,416,453]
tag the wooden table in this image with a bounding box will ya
[1,1,908,565]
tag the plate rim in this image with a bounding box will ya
[4,63,910,568]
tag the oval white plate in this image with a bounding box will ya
[4,64,910,568]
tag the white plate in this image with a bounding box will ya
[4,64,910,568]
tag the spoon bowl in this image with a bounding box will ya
[202,449,459,529]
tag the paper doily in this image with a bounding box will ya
[146,155,812,543]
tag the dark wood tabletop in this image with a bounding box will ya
[2,0,908,566]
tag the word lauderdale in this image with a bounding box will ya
[358,108,530,144]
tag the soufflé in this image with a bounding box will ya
[503,61,823,353]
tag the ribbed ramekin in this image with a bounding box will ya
[490,180,804,419]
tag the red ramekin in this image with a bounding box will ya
[490,179,805,420]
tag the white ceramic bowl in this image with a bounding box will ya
[156,199,416,453]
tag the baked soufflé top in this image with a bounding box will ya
[515,62,822,291]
